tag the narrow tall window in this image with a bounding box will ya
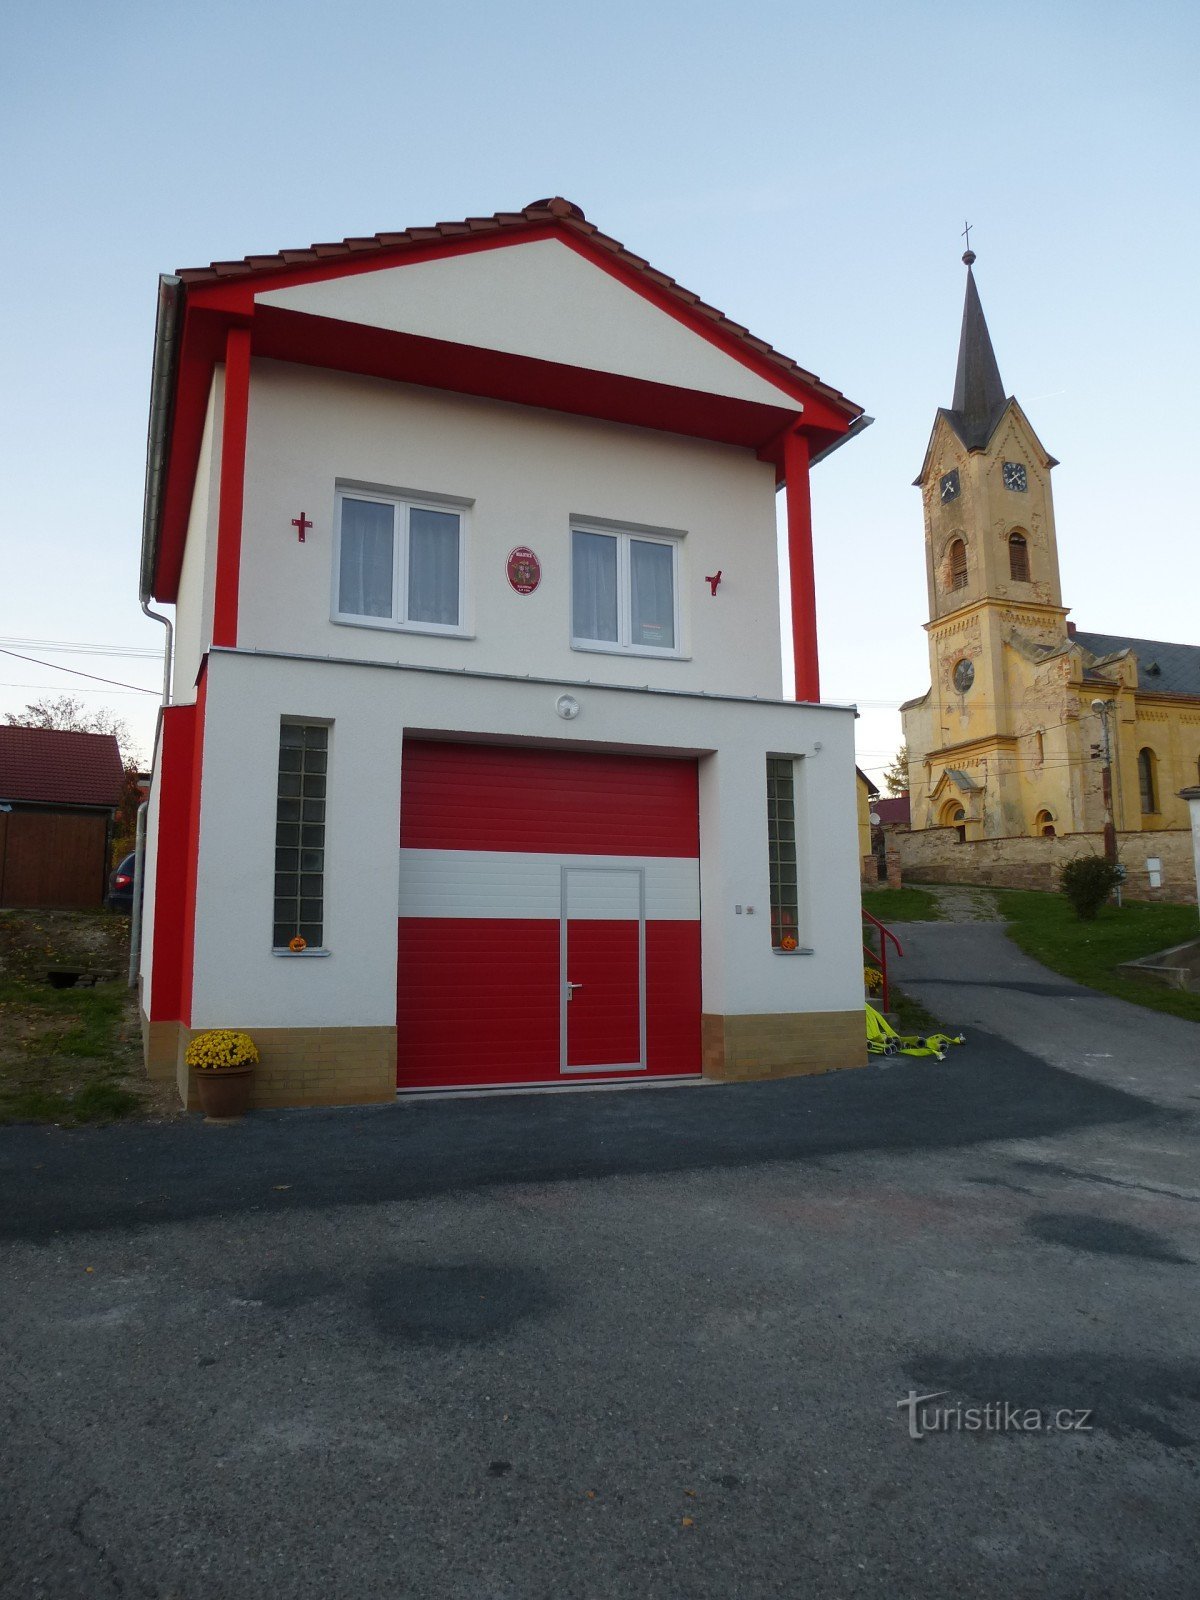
[1138,747,1157,814]
[274,723,328,949]
[766,757,799,948]
[1008,531,1030,582]
[948,539,968,591]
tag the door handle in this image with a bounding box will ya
[566,981,584,1000]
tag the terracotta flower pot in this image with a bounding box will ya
[195,1065,254,1120]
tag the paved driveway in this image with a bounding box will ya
[2,926,1198,1599]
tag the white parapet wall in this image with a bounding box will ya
[188,647,864,1031]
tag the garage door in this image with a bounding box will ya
[397,741,701,1090]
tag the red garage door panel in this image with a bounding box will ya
[397,742,701,1091]
[400,741,699,857]
[645,922,702,1076]
[397,919,560,1089]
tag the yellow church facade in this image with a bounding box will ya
[901,251,1200,875]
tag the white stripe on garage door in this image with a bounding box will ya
[398,849,699,921]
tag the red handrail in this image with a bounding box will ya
[862,907,904,1012]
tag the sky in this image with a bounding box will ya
[2,0,1198,776]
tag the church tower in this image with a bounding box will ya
[903,249,1075,839]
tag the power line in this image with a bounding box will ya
[0,634,163,660]
[0,647,158,695]
[0,682,160,698]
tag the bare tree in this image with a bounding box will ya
[4,695,134,757]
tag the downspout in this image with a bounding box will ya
[129,274,183,991]
[127,797,149,988]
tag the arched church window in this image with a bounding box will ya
[948,539,968,591]
[1138,747,1157,814]
[1035,808,1055,838]
[1008,531,1030,583]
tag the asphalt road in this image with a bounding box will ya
[2,923,1198,1599]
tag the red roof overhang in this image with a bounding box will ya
[147,208,863,602]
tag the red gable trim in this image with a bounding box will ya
[0,726,124,808]
[177,200,862,421]
[147,199,865,604]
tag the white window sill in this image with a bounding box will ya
[773,947,814,956]
[331,616,475,641]
[571,641,690,662]
[272,948,333,958]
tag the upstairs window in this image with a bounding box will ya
[948,539,968,591]
[335,490,464,632]
[1138,747,1157,814]
[1008,531,1030,583]
[571,526,679,654]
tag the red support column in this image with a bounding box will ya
[212,323,252,648]
[147,702,197,1023]
[783,429,820,701]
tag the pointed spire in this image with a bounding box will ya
[946,250,1008,449]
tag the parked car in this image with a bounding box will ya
[106,852,137,914]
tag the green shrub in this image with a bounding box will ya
[1059,856,1123,920]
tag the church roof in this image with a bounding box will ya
[943,253,1011,451]
[1075,632,1200,699]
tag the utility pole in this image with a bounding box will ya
[1091,697,1122,904]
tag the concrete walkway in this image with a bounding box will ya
[894,909,1200,1174]
[923,882,1004,921]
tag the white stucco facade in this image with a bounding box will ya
[187,648,863,1031]
[172,374,221,704]
[255,237,797,407]
[233,361,785,698]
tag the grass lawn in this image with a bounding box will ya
[0,910,155,1125]
[888,985,946,1036]
[861,886,942,923]
[995,890,1200,1023]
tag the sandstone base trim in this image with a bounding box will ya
[160,1025,397,1110]
[140,1011,181,1082]
[702,1010,867,1082]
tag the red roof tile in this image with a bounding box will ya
[175,197,861,422]
[874,795,911,828]
[0,726,125,809]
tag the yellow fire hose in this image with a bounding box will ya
[866,1003,966,1062]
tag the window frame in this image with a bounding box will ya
[1138,746,1158,815]
[273,719,331,954]
[331,486,469,637]
[1008,530,1030,583]
[569,521,684,658]
[766,755,805,952]
[947,538,968,591]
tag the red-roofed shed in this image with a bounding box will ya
[0,727,125,908]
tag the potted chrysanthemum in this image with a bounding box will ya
[185,1029,260,1119]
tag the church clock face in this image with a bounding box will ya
[952,658,975,693]
[939,469,960,503]
[1003,461,1028,492]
